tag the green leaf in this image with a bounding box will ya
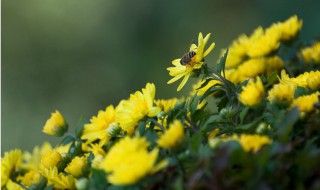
[276,107,299,143]
[235,117,262,132]
[190,95,200,115]
[75,117,89,138]
[239,106,250,124]
[135,121,146,136]
[29,177,47,190]
[217,49,229,77]
[217,96,229,112]
[294,86,314,98]
[145,128,158,146]
[199,85,223,102]
[265,71,279,88]
[59,135,75,146]
[190,132,203,152]
[89,168,108,190]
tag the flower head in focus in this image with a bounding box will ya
[98,136,167,185]
[167,33,215,91]
[116,83,161,134]
[65,156,87,178]
[81,105,117,146]
[238,77,265,107]
[158,120,185,149]
[42,110,68,137]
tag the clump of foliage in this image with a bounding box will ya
[2,15,320,190]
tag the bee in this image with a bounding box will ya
[180,51,196,65]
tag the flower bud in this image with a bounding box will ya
[40,150,62,169]
[157,111,166,120]
[106,122,121,137]
[256,122,268,134]
[76,178,89,190]
[42,111,68,137]
[208,138,222,149]
[65,156,87,178]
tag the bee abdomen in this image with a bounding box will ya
[188,51,196,58]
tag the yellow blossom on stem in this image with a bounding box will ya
[301,41,320,64]
[40,150,62,169]
[233,134,272,153]
[238,77,265,107]
[291,92,320,113]
[19,170,42,187]
[81,105,117,146]
[157,120,185,149]
[1,149,22,188]
[155,98,180,113]
[167,32,215,91]
[65,156,87,178]
[42,110,68,137]
[98,136,167,185]
[116,83,161,134]
[268,82,296,103]
[247,27,280,58]
[267,15,303,41]
[21,142,52,171]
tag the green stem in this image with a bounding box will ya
[148,118,165,132]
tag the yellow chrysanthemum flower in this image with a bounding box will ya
[238,77,265,107]
[278,70,320,90]
[19,170,42,187]
[237,58,266,78]
[157,120,185,148]
[264,56,284,75]
[267,15,303,41]
[191,78,221,96]
[247,27,280,58]
[1,149,22,188]
[116,83,161,134]
[167,32,215,91]
[40,150,62,169]
[42,110,68,137]
[225,34,250,69]
[268,82,296,103]
[233,134,272,153]
[291,92,320,113]
[81,105,117,146]
[21,142,52,171]
[301,41,320,64]
[42,167,76,189]
[155,98,180,113]
[65,156,87,178]
[98,136,167,185]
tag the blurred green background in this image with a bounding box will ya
[2,0,320,153]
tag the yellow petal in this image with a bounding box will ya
[167,74,185,84]
[177,73,191,91]
[203,33,211,47]
[189,44,197,51]
[203,42,216,57]
[172,59,181,66]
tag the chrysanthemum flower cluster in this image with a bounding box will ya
[2,15,320,189]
